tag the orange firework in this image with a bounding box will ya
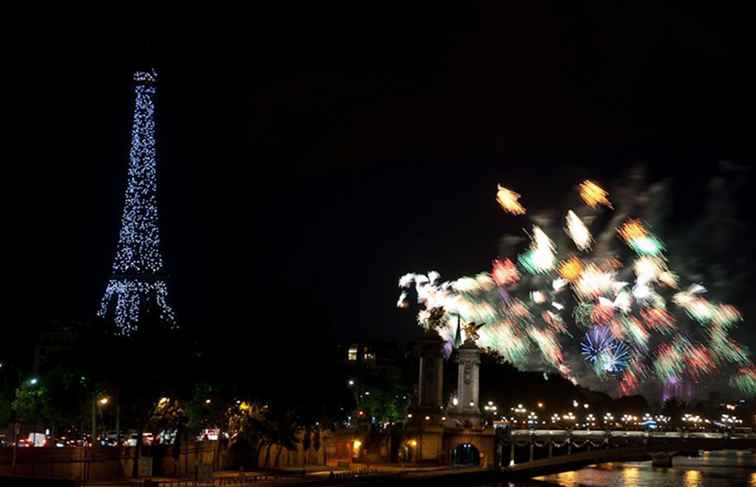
[558,257,583,282]
[618,219,647,242]
[496,185,526,215]
[579,180,613,209]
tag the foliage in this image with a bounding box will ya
[149,397,187,437]
[226,401,269,446]
[12,381,51,427]
[45,370,90,434]
[357,385,407,424]
[185,383,224,433]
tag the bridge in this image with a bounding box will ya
[499,429,756,477]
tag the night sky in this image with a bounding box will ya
[6,5,756,366]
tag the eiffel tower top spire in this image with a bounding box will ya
[99,70,175,334]
[133,69,158,84]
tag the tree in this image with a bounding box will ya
[73,314,196,478]
[186,383,224,435]
[269,410,299,468]
[149,397,187,442]
[226,401,269,469]
[45,369,90,437]
[357,384,407,425]
[12,380,51,432]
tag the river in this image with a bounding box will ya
[486,450,756,487]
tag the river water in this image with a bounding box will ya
[487,450,756,487]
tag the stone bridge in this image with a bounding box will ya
[500,429,756,477]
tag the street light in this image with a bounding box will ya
[29,378,38,385]
[92,393,111,448]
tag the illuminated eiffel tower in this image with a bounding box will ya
[99,70,176,334]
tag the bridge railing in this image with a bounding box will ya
[499,429,755,468]
[509,429,753,440]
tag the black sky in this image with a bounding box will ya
[5,4,756,363]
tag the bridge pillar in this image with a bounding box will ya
[448,339,481,427]
[567,438,572,455]
[509,441,515,466]
[548,442,552,458]
[405,332,445,463]
[528,442,534,462]
[416,332,444,411]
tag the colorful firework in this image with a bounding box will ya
[580,326,631,375]
[397,177,754,396]
[518,226,556,274]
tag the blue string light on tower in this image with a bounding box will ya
[99,69,176,334]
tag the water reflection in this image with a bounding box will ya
[622,465,639,485]
[509,451,755,487]
[539,471,577,487]
[683,469,701,487]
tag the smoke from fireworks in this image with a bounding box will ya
[398,175,754,397]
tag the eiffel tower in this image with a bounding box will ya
[99,69,176,334]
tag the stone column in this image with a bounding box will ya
[417,334,444,409]
[406,332,445,463]
[455,340,481,418]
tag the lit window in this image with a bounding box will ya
[348,346,358,361]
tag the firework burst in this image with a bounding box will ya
[398,177,754,396]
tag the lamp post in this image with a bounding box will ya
[91,391,96,448]
[92,393,111,448]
